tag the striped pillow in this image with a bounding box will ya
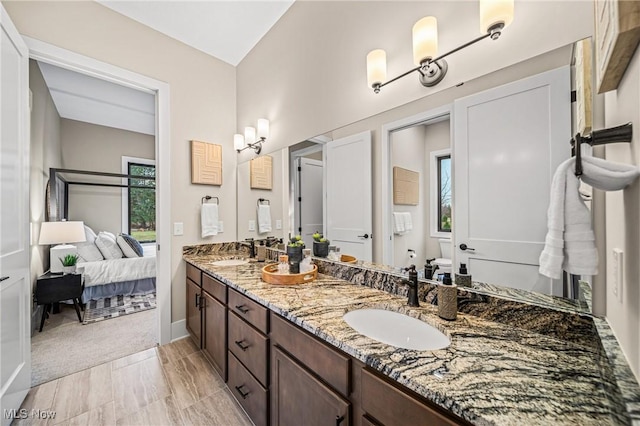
[117,233,143,258]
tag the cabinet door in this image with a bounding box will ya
[202,291,226,380]
[186,278,201,347]
[272,346,350,426]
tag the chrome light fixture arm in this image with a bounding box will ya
[236,137,265,155]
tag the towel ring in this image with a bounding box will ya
[202,196,219,204]
[257,198,270,207]
[572,123,633,177]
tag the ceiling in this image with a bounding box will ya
[98,0,295,66]
[39,1,294,136]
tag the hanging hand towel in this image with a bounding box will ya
[393,212,405,234]
[257,204,272,234]
[201,203,219,238]
[539,155,640,279]
[402,212,413,232]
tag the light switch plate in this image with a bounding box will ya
[613,248,623,303]
[276,219,282,230]
[173,222,184,236]
[218,221,224,233]
[248,220,256,232]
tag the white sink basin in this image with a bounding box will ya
[210,259,249,267]
[343,309,450,351]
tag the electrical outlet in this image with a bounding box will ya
[173,222,184,236]
[249,220,256,232]
[613,248,623,303]
[276,220,282,230]
[218,221,224,233]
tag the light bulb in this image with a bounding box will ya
[413,16,438,65]
[366,49,387,88]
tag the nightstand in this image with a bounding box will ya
[35,272,84,332]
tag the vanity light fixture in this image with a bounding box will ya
[235,118,270,154]
[366,0,514,93]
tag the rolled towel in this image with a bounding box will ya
[201,203,219,238]
[257,204,272,234]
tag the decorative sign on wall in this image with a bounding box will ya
[393,166,419,205]
[594,0,640,93]
[250,155,273,190]
[191,140,222,185]
[575,38,592,135]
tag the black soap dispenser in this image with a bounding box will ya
[438,273,457,321]
[455,263,472,288]
[424,258,436,280]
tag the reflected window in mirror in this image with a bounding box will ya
[430,148,451,238]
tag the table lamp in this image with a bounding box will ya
[38,220,86,274]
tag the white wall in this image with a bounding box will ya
[603,47,640,381]
[60,119,155,234]
[29,59,62,284]
[5,0,237,322]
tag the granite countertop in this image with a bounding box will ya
[183,248,640,426]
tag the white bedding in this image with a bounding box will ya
[78,256,156,287]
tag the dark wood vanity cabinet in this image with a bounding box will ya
[202,274,227,380]
[185,264,202,346]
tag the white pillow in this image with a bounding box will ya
[84,225,97,244]
[95,231,123,259]
[76,242,104,262]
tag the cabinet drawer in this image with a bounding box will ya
[228,352,268,426]
[203,273,226,303]
[361,369,462,426]
[228,288,268,333]
[186,263,201,286]
[271,313,350,397]
[228,311,269,387]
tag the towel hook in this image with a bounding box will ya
[202,195,219,204]
[257,198,270,207]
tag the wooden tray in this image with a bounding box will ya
[340,254,357,264]
[261,263,317,285]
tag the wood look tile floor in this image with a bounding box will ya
[15,338,253,426]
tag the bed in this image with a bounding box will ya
[77,255,156,303]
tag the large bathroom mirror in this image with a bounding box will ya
[237,38,596,313]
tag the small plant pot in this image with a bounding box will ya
[286,246,304,264]
[313,241,329,257]
[62,265,76,275]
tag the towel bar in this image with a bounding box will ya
[202,195,219,204]
[257,198,270,206]
[572,123,632,176]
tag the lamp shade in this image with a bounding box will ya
[366,49,387,88]
[38,221,86,245]
[257,119,269,140]
[480,0,514,34]
[245,126,256,144]
[234,134,245,151]
[413,16,438,65]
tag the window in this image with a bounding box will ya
[437,155,451,232]
[122,157,156,243]
[429,149,451,237]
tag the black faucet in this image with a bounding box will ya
[401,265,420,307]
[242,238,256,258]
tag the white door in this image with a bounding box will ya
[453,66,570,295]
[0,5,31,422]
[324,131,372,261]
[296,157,324,248]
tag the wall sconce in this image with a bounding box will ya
[235,118,270,154]
[366,0,514,93]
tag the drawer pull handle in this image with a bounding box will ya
[336,415,345,425]
[235,340,250,351]
[235,385,250,399]
[195,294,200,307]
[235,304,250,314]
[0,276,9,282]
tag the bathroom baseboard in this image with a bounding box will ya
[171,319,188,342]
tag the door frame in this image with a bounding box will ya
[24,37,172,345]
[381,105,452,266]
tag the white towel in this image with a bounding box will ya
[539,155,640,279]
[393,212,405,234]
[201,203,219,238]
[257,204,272,234]
[402,212,413,232]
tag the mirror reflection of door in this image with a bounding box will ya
[290,140,325,247]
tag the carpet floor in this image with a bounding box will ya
[31,302,157,387]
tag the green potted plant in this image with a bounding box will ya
[59,254,79,275]
[312,231,330,257]
[286,235,305,265]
